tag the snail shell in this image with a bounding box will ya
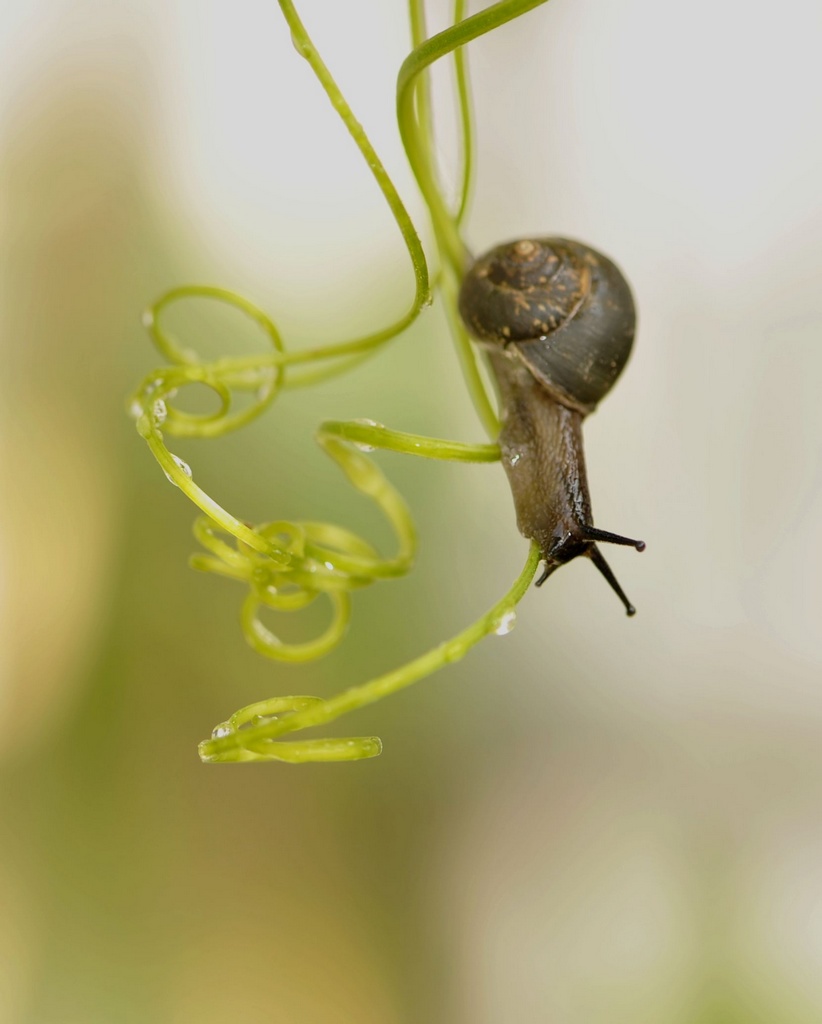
[458,236,644,615]
[458,237,635,414]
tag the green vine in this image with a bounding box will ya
[129,0,550,763]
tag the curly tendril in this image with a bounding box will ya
[199,543,539,764]
[187,421,497,665]
[129,0,550,763]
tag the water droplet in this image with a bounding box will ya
[509,452,522,467]
[494,610,517,636]
[352,418,381,452]
[164,454,193,486]
[212,724,231,739]
[247,712,283,730]
[128,399,143,420]
[153,398,167,424]
[323,561,336,571]
[290,31,311,58]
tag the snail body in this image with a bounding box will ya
[458,237,644,615]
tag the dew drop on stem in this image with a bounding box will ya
[164,454,193,486]
[494,610,517,636]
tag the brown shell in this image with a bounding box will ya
[458,237,636,414]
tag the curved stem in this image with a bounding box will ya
[439,271,500,438]
[278,0,430,341]
[452,0,474,226]
[400,1,550,440]
[180,417,499,666]
[398,0,551,278]
[318,419,499,462]
[199,542,539,763]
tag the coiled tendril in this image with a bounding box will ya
[129,0,550,763]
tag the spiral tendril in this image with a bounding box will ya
[198,542,538,764]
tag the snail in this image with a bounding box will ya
[458,237,644,615]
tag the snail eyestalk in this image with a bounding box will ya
[581,526,646,552]
[589,547,637,618]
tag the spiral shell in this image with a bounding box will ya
[458,237,636,414]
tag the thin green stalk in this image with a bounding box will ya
[181,418,500,668]
[452,0,474,226]
[278,0,430,338]
[397,0,551,277]
[439,271,500,437]
[319,419,499,462]
[199,543,539,763]
[400,1,552,440]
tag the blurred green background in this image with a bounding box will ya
[2,1,822,1022]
